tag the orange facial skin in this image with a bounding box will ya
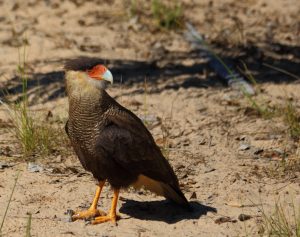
[87,65,107,80]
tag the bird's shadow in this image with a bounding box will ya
[119,200,216,224]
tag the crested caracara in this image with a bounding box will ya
[64,57,189,224]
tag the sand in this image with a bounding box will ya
[0,0,299,236]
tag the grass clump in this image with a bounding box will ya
[260,201,300,237]
[244,94,277,119]
[2,99,66,158]
[241,62,300,133]
[0,46,67,159]
[265,153,300,179]
[127,0,184,31]
[15,46,34,155]
[128,0,139,18]
[238,63,277,119]
[151,0,183,30]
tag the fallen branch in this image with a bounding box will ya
[185,23,255,95]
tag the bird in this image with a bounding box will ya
[64,57,189,224]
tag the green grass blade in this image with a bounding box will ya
[25,213,32,237]
[0,171,20,234]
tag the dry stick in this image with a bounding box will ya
[263,63,300,80]
[0,171,20,235]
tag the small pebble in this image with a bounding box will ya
[238,214,252,221]
[239,144,250,151]
[28,162,44,173]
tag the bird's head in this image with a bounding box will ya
[87,64,113,85]
[85,64,113,90]
[65,58,114,92]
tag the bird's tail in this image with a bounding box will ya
[161,183,190,208]
[133,175,189,208]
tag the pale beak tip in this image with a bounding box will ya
[103,69,113,84]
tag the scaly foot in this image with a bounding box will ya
[91,213,120,224]
[90,188,120,225]
[72,208,106,221]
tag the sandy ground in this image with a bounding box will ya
[0,0,300,236]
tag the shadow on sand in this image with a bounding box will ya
[1,42,300,104]
[119,199,216,224]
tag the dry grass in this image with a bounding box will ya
[241,63,300,141]
[282,101,300,140]
[128,0,184,31]
[238,62,300,179]
[259,200,300,237]
[244,94,277,119]
[2,98,70,159]
[151,0,183,30]
[244,96,300,178]
[246,98,300,139]
[0,45,69,159]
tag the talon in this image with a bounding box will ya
[70,181,106,222]
[91,214,120,224]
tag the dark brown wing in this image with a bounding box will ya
[97,109,178,185]
[95,106,188,205]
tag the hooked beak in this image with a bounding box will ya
[102,69,113,84]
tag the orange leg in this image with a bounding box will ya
[72,181,106,221]
[92,188,120,224]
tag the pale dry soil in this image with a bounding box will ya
[0,0,300,237]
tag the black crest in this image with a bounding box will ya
[64,57,105,71]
